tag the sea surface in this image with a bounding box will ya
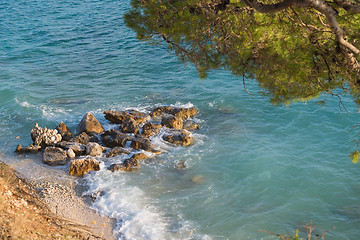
[1,0,360,239]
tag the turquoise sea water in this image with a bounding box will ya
[1,0,360,239]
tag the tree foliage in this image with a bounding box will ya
[125,0,360,106]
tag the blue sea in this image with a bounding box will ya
[1,0,360,239]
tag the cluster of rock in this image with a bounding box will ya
[16,106,199,177]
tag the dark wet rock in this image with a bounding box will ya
[86,142,106,156]
[163,130,192,146]
[101,129,133,148]
[142,122,162,137]
[56,142,86,156]
[130,137,161,154]
[43,146,68,166]
[55,121,73,141]
[104,110,149,125]
[74,132,91,145]
[150,106,174,118]
[150,106,198,120]
[31,123,62,148]
[119,118,140,134]
[79,112,104,135]
[69,158,100,176]
[161,116,183,130]
[105,147,130,158]
[183,120,200,131]
[109,158,139,172]
[131,153,148,161]
[15,144,41,154]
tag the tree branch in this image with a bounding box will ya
[306,0,360,55]
[242,0,309,13]
[334,0,360,13]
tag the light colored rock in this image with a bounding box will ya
[66,149,76,158]
[69,158,100,177]
[86,142,105,156]
[79,112,104,134]
[31,123,62,148]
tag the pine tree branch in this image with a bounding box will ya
[334,0,360,13]
[242,0,309,13]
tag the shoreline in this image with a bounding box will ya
[0,158,117,239]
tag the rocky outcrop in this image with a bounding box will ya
[69,158,100,176]
[142,122,162,138]
[183,120,200,131]
[31,123,62,148]
[161,116,183,130]
[55,122,73,141]
[109,158,139,172]
[150,106,197,120]
[56,142,86,156]
[43,147,68,166]
[163,130,192,146]
[86,142,106,156]
[101,129,133,148]
[130,137,161,154]
[105,147,130,158]
[79,112,104,135]
[15,144,41,154]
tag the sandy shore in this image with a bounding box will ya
[2,156,117,239]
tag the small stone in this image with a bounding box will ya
[191,175,205,184]
[66,149,76,158]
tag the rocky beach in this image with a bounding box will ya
[9,105,200,239]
